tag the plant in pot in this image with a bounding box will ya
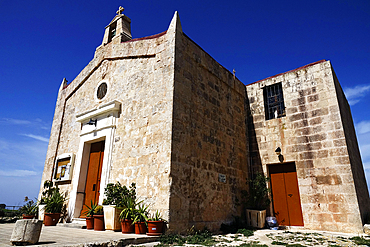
[43,188,66,226]
[39,180,58,221]
[133,202,149,234]
[119,196,137,234]
[146,210,166,236]
[20,197,38,219]
[102,182,136,231]
[93,205,105,231]
[243,172,271,228]
[81,200,97,230]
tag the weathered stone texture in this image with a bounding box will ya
[169,31,248,232]
[246,60,368,233]
[39,11,368,234]
[39,25,174,220]
[10,219,43,245]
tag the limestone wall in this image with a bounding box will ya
[169,29,249,232]
[246,60,365,233]
[39,28,175,220]
[332,69,370,223]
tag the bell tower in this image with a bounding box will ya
[102,6,132,45]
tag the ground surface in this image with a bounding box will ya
[128,229,370,247]
[1,223,370,247]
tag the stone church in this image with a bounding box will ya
[39,8,370,233]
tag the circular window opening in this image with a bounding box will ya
[97,82,108,100]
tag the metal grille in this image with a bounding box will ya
[264,83,286,120]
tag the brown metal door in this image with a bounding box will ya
[269,163,303,226]
[81,141,105,216]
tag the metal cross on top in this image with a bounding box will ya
[116,6,125,15]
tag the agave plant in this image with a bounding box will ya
[119,196,138,220]
[148,210,166,222]
[133,201,149,223]
[44,189,66,213]
[81,200,98,217]
[20,198,38,216]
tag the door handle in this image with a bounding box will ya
[92,184,96,191]
[288,194,293,197]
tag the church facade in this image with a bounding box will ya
[39,9,369,233]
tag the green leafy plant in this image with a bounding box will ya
[148,210,166,222]
[94,205,104,215]
[102,182,136,207]
[133,201,149,223]
[119,196,137,220]
[158,228,216,246]
[236,228,254,237]
[40,180,58,204]
[44,189,66,213]
[243,173,271,210]
[20,197,38,216]
[350,236,370,245]
[148,210,163,221]
[82,200,98,217]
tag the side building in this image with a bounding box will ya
[39,9,369,233]
[246,60,370,232]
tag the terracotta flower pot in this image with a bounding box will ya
[94,215,105,231]
[146,221,164,236]
[86,216,94,230]
[121,219,134,233]
[22,214,35,219]
[134,222,147,234]
[44,213,61,226]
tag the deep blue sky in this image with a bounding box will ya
[1,0,369,206]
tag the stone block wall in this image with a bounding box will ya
[332,69,370,223]
[39,28,176,220]
[169,29,249,232]
[246,60,367,233]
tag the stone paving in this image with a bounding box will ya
[1,223,370,247]
[0,223,158,246]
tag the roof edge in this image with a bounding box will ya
[247,59,327,86]
[123,30,167,43]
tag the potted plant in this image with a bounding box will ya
[93,205,105,231]
[81,200,97,230]
[39,180,57,221]
[119,196,137,234]
[20,197,38,219]
[133,202,149,234]
[43,188,66,226]
[102,182,136,231]
[243,172,271,228]
[146,210,166,236]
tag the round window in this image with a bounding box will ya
[97,82,108,100]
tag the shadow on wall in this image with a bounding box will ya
[244,94,265,212]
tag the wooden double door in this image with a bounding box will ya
[269,163,304,226]
[81,141,105,216]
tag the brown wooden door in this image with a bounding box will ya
[81,141,105,216]
[269,163,304,226]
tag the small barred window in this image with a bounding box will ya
[263,83,286,120]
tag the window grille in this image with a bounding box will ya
[263,83,286,120]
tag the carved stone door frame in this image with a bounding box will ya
[69,100,120,219]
